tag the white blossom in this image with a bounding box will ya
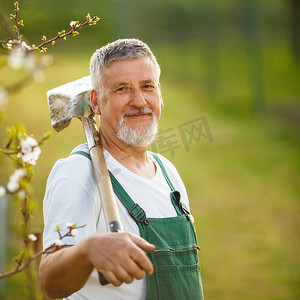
[6,40,13,50]
[0,186,6,197]
[71,229,78,238]
[23,136,38,148]
[0,88,9,109]
[28,234,37,242]
[7,168,27,193]
[18,136,41,165]
[20,147,41,165]
[13,168,27,179]
[6,39,20,49]
[7,181,19,193]
[70,21,77,29]
[7,41,31,70]
[8,47,26,69]
[54,239,64,246]
[20,41,31,51]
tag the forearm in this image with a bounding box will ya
[39,240,93,298]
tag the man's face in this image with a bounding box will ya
[93,56,163,146]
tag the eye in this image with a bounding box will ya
[143,84,155,90]
[116,86,129,93]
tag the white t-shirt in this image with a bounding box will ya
[42,143,191,300]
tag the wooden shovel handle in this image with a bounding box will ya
[89,146,123,233]
[82,105,123,285]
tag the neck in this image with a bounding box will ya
[100,128,156,179]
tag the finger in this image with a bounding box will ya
[113,265,134,284]
[129,234,156,252]
[102,270,122,287]
[121,257,146,280]
[131,248,154,276]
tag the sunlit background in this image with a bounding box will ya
[0,0,299,299]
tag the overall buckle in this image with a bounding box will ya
[128,203,150,225]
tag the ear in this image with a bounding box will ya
[90,90,101,115]
[158,83,164,109]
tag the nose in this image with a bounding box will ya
[129,87,147,108]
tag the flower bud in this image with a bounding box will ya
[28,234,37,242]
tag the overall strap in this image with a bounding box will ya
[149,152,175,191]
[108,172,150,225]
[70,151,191,220]
[71,150,91,160]
[150,152,191,217]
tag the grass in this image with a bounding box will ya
[0,38,299,299]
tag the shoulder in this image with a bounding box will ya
[46,143,93,187]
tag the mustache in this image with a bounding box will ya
[122,108,154,116]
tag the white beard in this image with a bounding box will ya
[117,108,158,147]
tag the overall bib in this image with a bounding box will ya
[72,151,204,300]
[109,153,204,300]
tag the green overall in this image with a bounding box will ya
[72,151,204,300]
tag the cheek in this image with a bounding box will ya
[101,100,124,124]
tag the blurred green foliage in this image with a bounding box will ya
[0,0,299,299]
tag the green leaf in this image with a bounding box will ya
[56,225,60,232]
[39,47,47,53]
[14,2,19,11]
[44,131,52,139]
[58,30,66,36]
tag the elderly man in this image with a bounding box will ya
[39,38,204,300]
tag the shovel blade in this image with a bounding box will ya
[47,75,92,132]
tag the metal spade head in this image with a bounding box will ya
[47,75,92,132]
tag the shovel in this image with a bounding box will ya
[47,75,123,284]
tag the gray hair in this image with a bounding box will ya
[89,38,161,91]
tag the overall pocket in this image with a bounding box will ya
[147,249,204,300]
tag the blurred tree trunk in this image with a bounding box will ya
[241,0,265,112]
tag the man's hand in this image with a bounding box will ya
[39,232,155,298]
[82,232,156,286]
